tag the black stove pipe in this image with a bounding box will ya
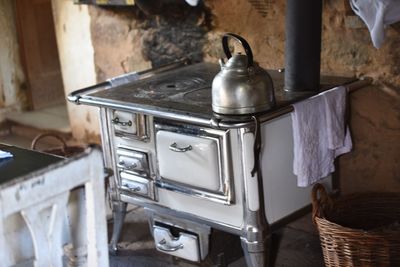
[284,0,323,92]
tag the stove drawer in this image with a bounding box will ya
[116,148,149,175]
[111,110,147,140]
[119,171,154,199]
[156,130,220,191]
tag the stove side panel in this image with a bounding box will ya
[260,114,332,224]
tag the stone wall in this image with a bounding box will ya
[86,0,399,193]
[0,0,27,120]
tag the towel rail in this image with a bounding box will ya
[346,76,373,93]
[260,77,372,123]
[212,77,373,129]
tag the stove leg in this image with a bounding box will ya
[240,127,272,267]
[241,234,271,267]
[109,201,127,255]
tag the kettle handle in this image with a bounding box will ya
[222,33,254,67]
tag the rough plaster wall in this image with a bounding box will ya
[52,0,100,143]
[0,0,26,120]
[341,86,400,193]
[86,0,399,193]
[88,7,151,81]
[203,0,286,70]
[318,2,400,193]
[202,0,400,194]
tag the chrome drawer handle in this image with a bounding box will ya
[169,142,192,152]
[122,183,141,192]
[157,239,184,252]
[118,160,138,170]
[112,117,132,127]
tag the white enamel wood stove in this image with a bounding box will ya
[69,61,365,267]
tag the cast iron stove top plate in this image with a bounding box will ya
[86,62,356,120]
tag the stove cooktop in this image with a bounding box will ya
[87,62,355,120]
[89,63,218,118]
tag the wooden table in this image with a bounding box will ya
[0,144,109,267]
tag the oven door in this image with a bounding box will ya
[154,121,233,205]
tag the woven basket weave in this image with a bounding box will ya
[312,183,400,267]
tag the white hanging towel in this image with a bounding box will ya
[185,0,200,6]
[350,0,400,48]
[291,86,352,187]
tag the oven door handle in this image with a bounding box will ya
[169,142,193,153]
[156,239,184,252]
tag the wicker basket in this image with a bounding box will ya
[312,183,400,267]
[31,133,85,158]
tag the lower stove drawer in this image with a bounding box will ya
[153,225,200,262]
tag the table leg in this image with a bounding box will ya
[85,151,110,267]
[21,192,69,267]
[0,206,12,266]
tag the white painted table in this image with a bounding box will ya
[0,144,109,267]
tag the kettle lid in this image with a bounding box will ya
[222,33,254,68]
[224,54,249,71]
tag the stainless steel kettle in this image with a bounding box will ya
[212,33,275,115]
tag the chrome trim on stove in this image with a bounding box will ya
[71,78,372,133]
[238,126,271,267]
[99,107,120,203]
[74,97,212,125]
[155,180,232,205]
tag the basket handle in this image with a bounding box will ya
[311,183,333,224]
[31,133,68,153]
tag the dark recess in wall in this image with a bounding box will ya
[138,0,213,67]
[98,1,213,68]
